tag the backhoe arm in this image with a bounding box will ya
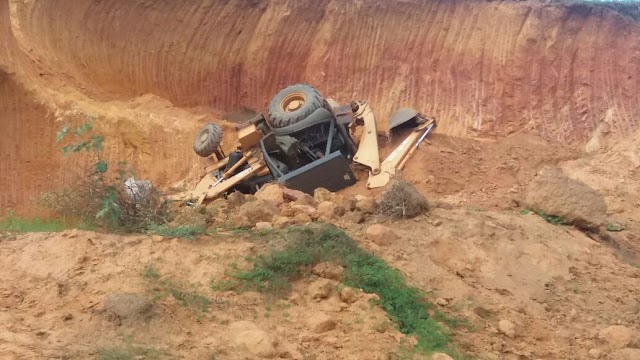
[351,101,381,175]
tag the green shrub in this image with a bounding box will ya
[42,118,171,232]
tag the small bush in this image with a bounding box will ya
[377,179,428,218]
[42,119,172,232]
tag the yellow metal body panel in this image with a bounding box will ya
[367,123,430,189]
[238,124,262,150]
[351,101,381,175]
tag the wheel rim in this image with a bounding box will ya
[280,92,306,112]
[199,132,209,144]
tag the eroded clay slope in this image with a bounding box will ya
[2,0,640,215]
[6,0,640,140]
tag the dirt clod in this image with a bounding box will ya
[598,325,633,349]
[291,212,313,225]
[255,183,284,207]
[317,201,345,219]
[525,166,607,229]
[255,222,273,230]
[235,199,279,226]
[343,210,365,224]
[588,348,602,359]
[307,312,337,333]
[355,197,376,214]
[313,188,334,203]
[366,224,399,246]
[283,187,313,204]
[308,279,334,300]
[230,321,277,358]
[312,262,344,281]
[104,293,152,323]
[339,287,358,304]
[498,319,517,338]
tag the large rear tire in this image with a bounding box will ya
[193,123,223,157]
[267,83,324,129]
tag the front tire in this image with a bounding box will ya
[193,123,223,157]
[267,83,324,129]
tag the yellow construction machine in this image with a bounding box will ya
[168,83,436,205]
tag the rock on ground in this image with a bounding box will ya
[291,204,318,219]
[283,187,314,206]
[255,222,273,231]
[355,197,376,214]
[339,287,358,304]
[104,293,153,322]
[498,319,517,338]
[313,188,335,203]
[235,199,279,227]
[598,325,633,349]
[588,348,602,359]
[317,201,346,219]
[229,321,277,358]
[525,166,607,229]
[255,183,284,207]
[366,224,399,246]
[273,216,292,228]
[292,212,313,225]
[307,312,337,333]
[343,210,365,224]
[307,278,334,300]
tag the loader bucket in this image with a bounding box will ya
[388,108,420,132]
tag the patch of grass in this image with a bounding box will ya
[433,311,474,331]
[95,337,171,360]
[212,224,462,355]
[141,264,210,316]
[167,287,210,314]
[606,223,625,232]
[0,211,68,232]
[521,208,568,226]
[148,224,205,239]
[142,264,160,280]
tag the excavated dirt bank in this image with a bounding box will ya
[3,0,640,214]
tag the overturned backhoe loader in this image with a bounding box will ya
[168,83,436,205]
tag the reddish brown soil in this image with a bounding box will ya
[2,0,640,214]
[2,1,640,358]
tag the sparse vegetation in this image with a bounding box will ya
[212,224,468,355]
[142,263,210,316]
[147,224,206,239]
[520,208,568,226]
[95,336,171,360]
[0,210,68,232]
[606,223,625,232]
[41,119,172,233]
[377,179,428,218]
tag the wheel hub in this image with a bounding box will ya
[280,93,306,112]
